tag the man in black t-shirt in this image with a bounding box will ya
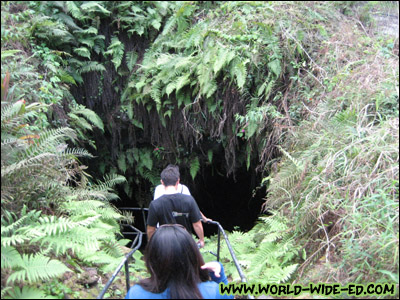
[146,166,205,248]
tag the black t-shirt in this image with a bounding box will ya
[147,193,202,233]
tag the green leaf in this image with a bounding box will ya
[190,157,200,180]
[126,51,138,72]
[132,119,143,130]
[151,19,161,30]
[207,149,213,164]
[1,50,21,61]
[81,2,111,15]
[6,286,47,299]
[268,59,281,78]
[73,47,91,59]
[7,254,70,284]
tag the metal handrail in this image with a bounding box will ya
[205,220,254,299]
[205,220,248,283]
[97,211,253,299]
[119,207,149,234]
[97,225,143,299]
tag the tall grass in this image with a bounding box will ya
[264,4,399,291]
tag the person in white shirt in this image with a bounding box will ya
[153,164,211,223]
[154,182,191,200]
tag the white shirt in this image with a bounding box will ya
[153,184,191,200]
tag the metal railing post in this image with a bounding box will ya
[97,226,142,299]
[217,226,221,262]
[100,209,253,299]
[124,260,130,293]
[205,220,253,299]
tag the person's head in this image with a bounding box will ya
[140,224,209,298]
[160,165,180,187]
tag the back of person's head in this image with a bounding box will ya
[160,165,180,186]
[166,164,179,172]
[140,225,209,299]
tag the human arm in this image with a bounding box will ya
[146,225,156,241]
[200,211,212,223]
[192,220,205,248]
[146,202,158,241]
[201,261,229,285]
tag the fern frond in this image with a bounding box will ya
[69,106,104,131]
[1,234,32,247]
[7,253,70,284]
[23,127,77,157]
[59,147,94,159]
[104,36,125,71]
[78,61,106,74]
[94,174,127,191]
[80,2,111,16]
[230,58,247,89]
[6,286,47,299]
[66,1,84,19]
[278,146,303,170]
[1,246,23,269]
[101,240,125,258]
[190,157,200,180]
[2,152,57,177]
[73,47,90,59]
[69,112,93,131]
[268,264,298,284]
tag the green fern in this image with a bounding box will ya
[190,157,200,180]
[202,213,299,283]
[6,253,70,284]
[73,46,91,59]
[6,286,47,299]
[78,61,106,74]
[80,1,111,16]
[69,105,104,132]
[104,36,125,71]
[1,77,128,298]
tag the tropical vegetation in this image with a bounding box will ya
[1,1,398,299]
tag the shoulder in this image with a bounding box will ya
[153,185,164,200]
[180,184,191,195]
[199,281,233,299]
[125,284,166,299]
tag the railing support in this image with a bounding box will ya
[97,226,142,299]
[98,211,253,299]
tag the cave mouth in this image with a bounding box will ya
[114,163,266,243]
[187,164,266,237]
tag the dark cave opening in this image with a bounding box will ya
[188,164,266,236]
[113,162,267,248]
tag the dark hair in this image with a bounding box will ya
[139,225,209,299]
[160,165,180,186]
[166,164,179,172]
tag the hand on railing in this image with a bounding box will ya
[197,240,205,248]
[201,217,213,223]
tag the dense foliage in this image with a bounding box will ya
[1,3,132,298]
[11,1,330,205]
[1,1,398,299]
